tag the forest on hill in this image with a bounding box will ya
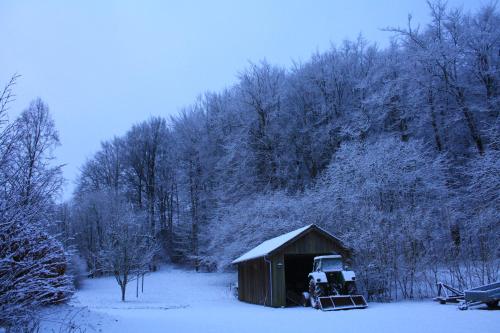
[64,1,498,299]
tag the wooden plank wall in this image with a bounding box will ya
[238,258,270,306]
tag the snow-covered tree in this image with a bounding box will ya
[95,192,157,301]
[0,81,73,330]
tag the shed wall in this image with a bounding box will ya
[238,258,270,306]
[281,230,348,256]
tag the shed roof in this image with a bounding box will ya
[232,224,344,264]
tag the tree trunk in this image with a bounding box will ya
[121,283,126,301]
[428,90,443,152]
[457,90,484,154]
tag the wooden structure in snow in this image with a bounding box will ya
[232,224,350,307]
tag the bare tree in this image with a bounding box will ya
[13,98,63,206]
[95,192,157,301]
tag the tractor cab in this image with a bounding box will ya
[313,255,344,272]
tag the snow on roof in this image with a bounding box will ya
[232,225,313,264]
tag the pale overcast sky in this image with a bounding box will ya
[0,0,482,200]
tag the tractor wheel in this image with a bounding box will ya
[309,279,324,309]
[301,292,310,307]
[345,282,358,295]
[486,300,499,309]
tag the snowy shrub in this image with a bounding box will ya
[454,147,500,286]
[314,137,450,299]
[207,191,308,269]
[0,220,74,329]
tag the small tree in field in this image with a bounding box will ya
[97,193,157,301]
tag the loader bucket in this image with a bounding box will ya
[318,295,368,311]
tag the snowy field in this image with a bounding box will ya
[40,266,499,333]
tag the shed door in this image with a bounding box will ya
[284,254,320,305]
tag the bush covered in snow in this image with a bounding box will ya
[0,220,73,327]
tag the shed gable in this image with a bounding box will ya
[278,228,349,256]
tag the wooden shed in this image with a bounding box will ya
[232,224,350,307]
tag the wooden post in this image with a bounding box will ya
[136,274,139,298]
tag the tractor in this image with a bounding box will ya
[304,255,368,311]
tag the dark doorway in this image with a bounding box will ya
[284,254,322,306]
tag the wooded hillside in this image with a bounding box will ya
[62,2,499,300]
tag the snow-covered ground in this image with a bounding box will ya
[40,266,499,333]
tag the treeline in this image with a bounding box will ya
[0,82,74,331]
[63,2,499,300]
